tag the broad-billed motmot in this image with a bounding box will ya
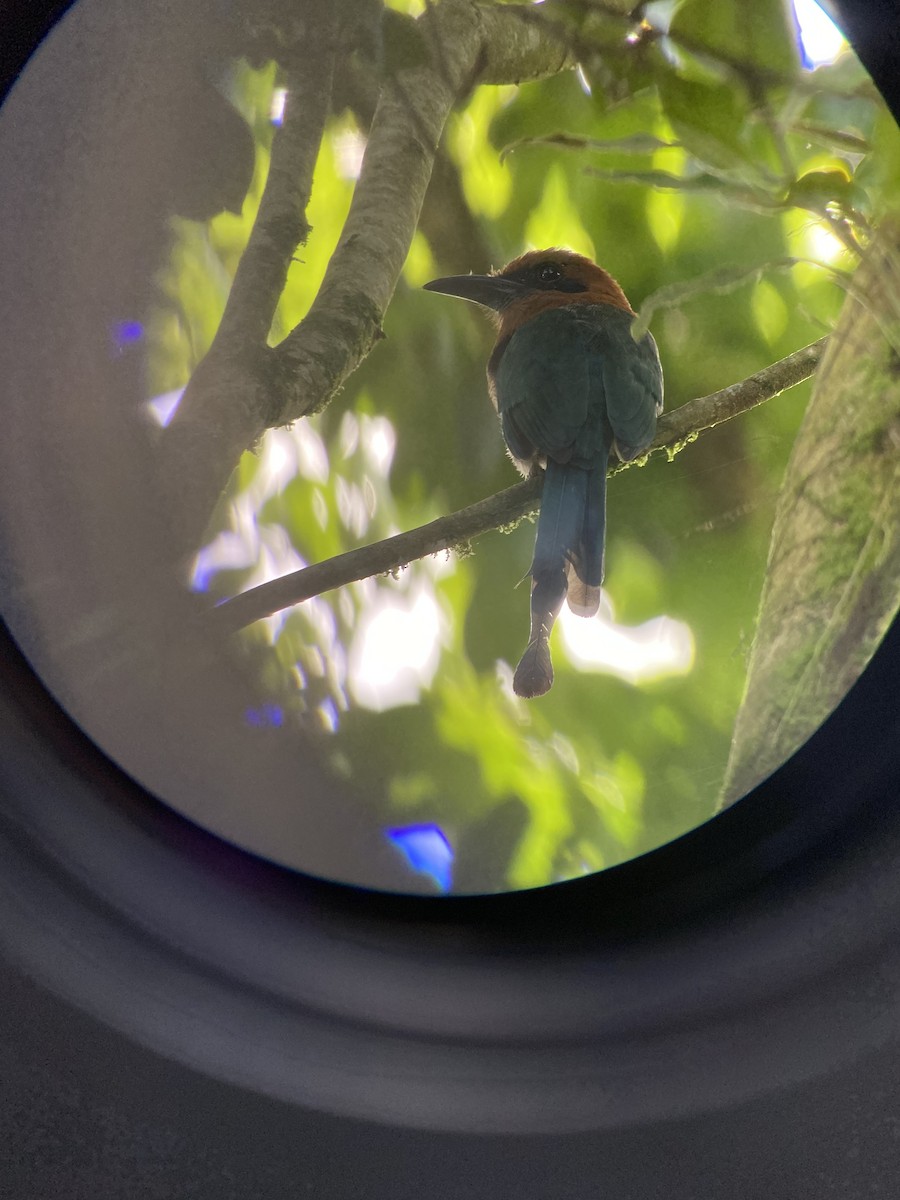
[424,249,663,698]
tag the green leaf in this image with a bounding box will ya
[658,72,753,170]
[789,120,870,156]
[785,166,852,210]
[631,257,801,339]
[584,164,785,221]
[854,102,900,218]
[784,165,871,231]
[669,0,797,78]
[500,131,680,162]
[586,164,765,192]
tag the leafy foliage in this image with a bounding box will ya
[151,0,899,891]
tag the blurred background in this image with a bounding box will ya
[4,0,896,895]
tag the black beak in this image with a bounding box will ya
[423,273,527,312]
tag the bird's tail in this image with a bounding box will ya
[513,568,566,698]
[512,456,608,698]
[565,454,607,618]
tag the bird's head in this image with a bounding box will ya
[423,248,634,334]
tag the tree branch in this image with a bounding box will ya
[720,221,900,809]
[158,1,575,557]
[159,10,340,554]
[270,1,573,425]
[210,337,827,635]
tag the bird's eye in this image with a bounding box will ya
[538,263,562,283]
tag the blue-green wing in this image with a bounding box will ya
[494,309,606,468]
[596,307,663,460]
[493,305,662,467]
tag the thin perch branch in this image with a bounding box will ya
[649,336,826,446]
[210,337,827,635]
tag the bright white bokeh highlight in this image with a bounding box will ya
[270,87,287,125]
[348,586,445,711]
[559,597,694,685]
[361,415,396,475]
[188,408,414,701]
[333,129,368,180]
[792,0,845,67]
[805,219,848,264]
[145,387,184,427]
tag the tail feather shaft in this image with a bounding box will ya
[513,456,608,697]
[512,569,566,698]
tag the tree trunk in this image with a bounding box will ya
[721,221,900,808]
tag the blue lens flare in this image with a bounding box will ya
[244,703,285,728]
[111,319,144,354]
[386,824,453,893]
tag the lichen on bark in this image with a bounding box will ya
[720,221,900,808]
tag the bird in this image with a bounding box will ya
[424,248,663,698]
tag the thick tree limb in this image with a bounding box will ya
[720,223,900,809]
[333,58,495,273]
[271,2,573,425]
[159,1,574,556]
[159,11,340,553]
[211,337,827,635]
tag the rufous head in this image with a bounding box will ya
[424,248,634,334]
